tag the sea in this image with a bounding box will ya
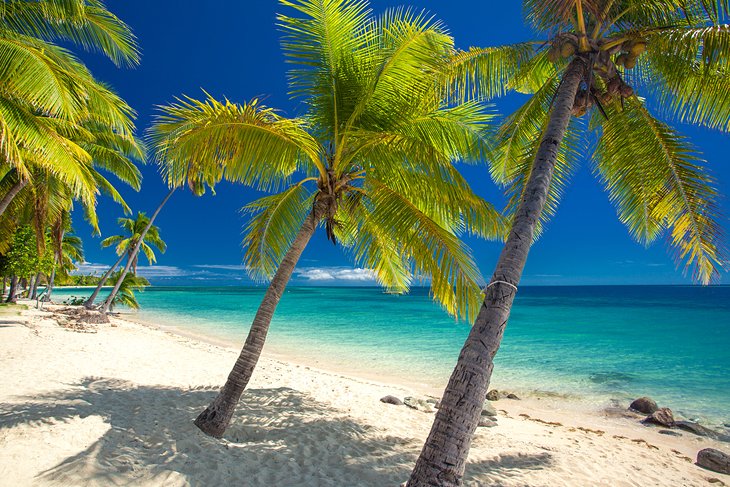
[51,285,730,427]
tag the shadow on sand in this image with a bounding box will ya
[0,378,552,486]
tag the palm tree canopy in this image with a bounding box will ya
[101,212,166,268]
[449,0,728,284]
[150,0,506,321]
[0,0,143,231]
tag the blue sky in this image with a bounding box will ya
[73,1,730,286]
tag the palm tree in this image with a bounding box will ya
[98,189,175,314]
[408,1,729,484]
[44,217,84,302]
[107,270,148,311]
[150,0,505,438]
[85,211,166,309]
[0,0,141,216]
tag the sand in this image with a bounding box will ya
[0,301,728,486]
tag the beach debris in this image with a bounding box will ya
[403,397,434,413]
[658,429,683,437]
[481,402,497,418]
[477,418,497,428]
[675,421,730,442]
[629,396,659,414]
[706,477,725,485]
[486,389,500,401]
[642,407,675,428]
[506,393,521,400]
[380,395,403,406]
[697,448,730,475]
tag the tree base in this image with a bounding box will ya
[193,394,235,438]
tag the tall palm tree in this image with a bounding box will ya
[150,0,505,438]
[85,211,166,308]
[0,0,141,216]
[408,1,729,484]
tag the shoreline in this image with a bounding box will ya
[2,301,729,485]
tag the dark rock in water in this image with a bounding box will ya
[403,396,434,412]
[506,393,520,400]
[658,429,682,437]
[481,402,497,418]
[629,397,659,415]
[675,421,730,442]
[380,395,403,406]
[486,389,500,401]
[697,448,730,475]
[642,408,675,427]
[478,418,497,428]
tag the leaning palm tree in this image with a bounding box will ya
[85,211,166,308]
[150,0,505,438]
[408,1,729,484]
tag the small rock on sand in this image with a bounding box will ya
[380,395,403,406]
[481,402,497,418]
[506,393,520,400]
[642,408,675,427]
[697,448,730,475]
[629,397,659,414]
[478,418,497,428]
[403,397,433,413]
[486,389,500,401]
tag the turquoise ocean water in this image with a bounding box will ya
[52,285,730,426]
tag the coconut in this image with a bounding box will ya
[624,55,637,69]
[615,53,628,67]
[560,41,576,58]
[630,41,647,56]
[620,84,634,98]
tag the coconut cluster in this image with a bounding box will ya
[546,34,648,117]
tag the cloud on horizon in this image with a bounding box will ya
[294,266,377,282]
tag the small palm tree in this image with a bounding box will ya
[102,213,166,275]
[409,1,729,484]
[150,0,504,438]
[85,212,166,309]
[107,270,148,311]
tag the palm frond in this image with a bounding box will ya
[593,100,725,284]
[150,94,323,191]
[242,183,315,280]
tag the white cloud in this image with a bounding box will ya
[295,267,377,282]
[191,264,247,271]
[73,262,112,275]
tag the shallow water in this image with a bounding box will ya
[53,285,730,426]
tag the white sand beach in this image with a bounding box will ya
[0,301,728,486]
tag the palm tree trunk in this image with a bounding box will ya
[2,277,6,298]
[30,272,41,300]
[5,276,18,303]
[84,252,128,308]
[407,57,587,487]
[101,187,176,313]
[26,275,35,298]
[0,177,28,217]
[44,267,56,302]
[194,205,324,438]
